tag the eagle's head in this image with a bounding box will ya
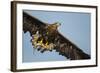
[52,22,61,28]
[46,22,61,35]
[47,22,61,30]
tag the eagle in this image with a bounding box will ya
[23,11,90,60]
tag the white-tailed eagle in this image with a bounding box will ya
[23,12,90,60]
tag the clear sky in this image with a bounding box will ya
[22,10,91,63]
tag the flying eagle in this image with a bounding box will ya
[23,11,90,60]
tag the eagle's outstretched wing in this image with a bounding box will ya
[23,11,46,36]
[56,33,90,60]
[23,11,90,60]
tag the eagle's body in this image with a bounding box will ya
[23,11,90,60]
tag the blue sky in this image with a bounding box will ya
[22,10,91,63]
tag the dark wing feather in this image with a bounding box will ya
[23,11,46,36]
[55,32,90,60]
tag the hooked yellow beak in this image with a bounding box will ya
[54,22,61,27]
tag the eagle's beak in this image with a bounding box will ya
[57,23,61,27]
